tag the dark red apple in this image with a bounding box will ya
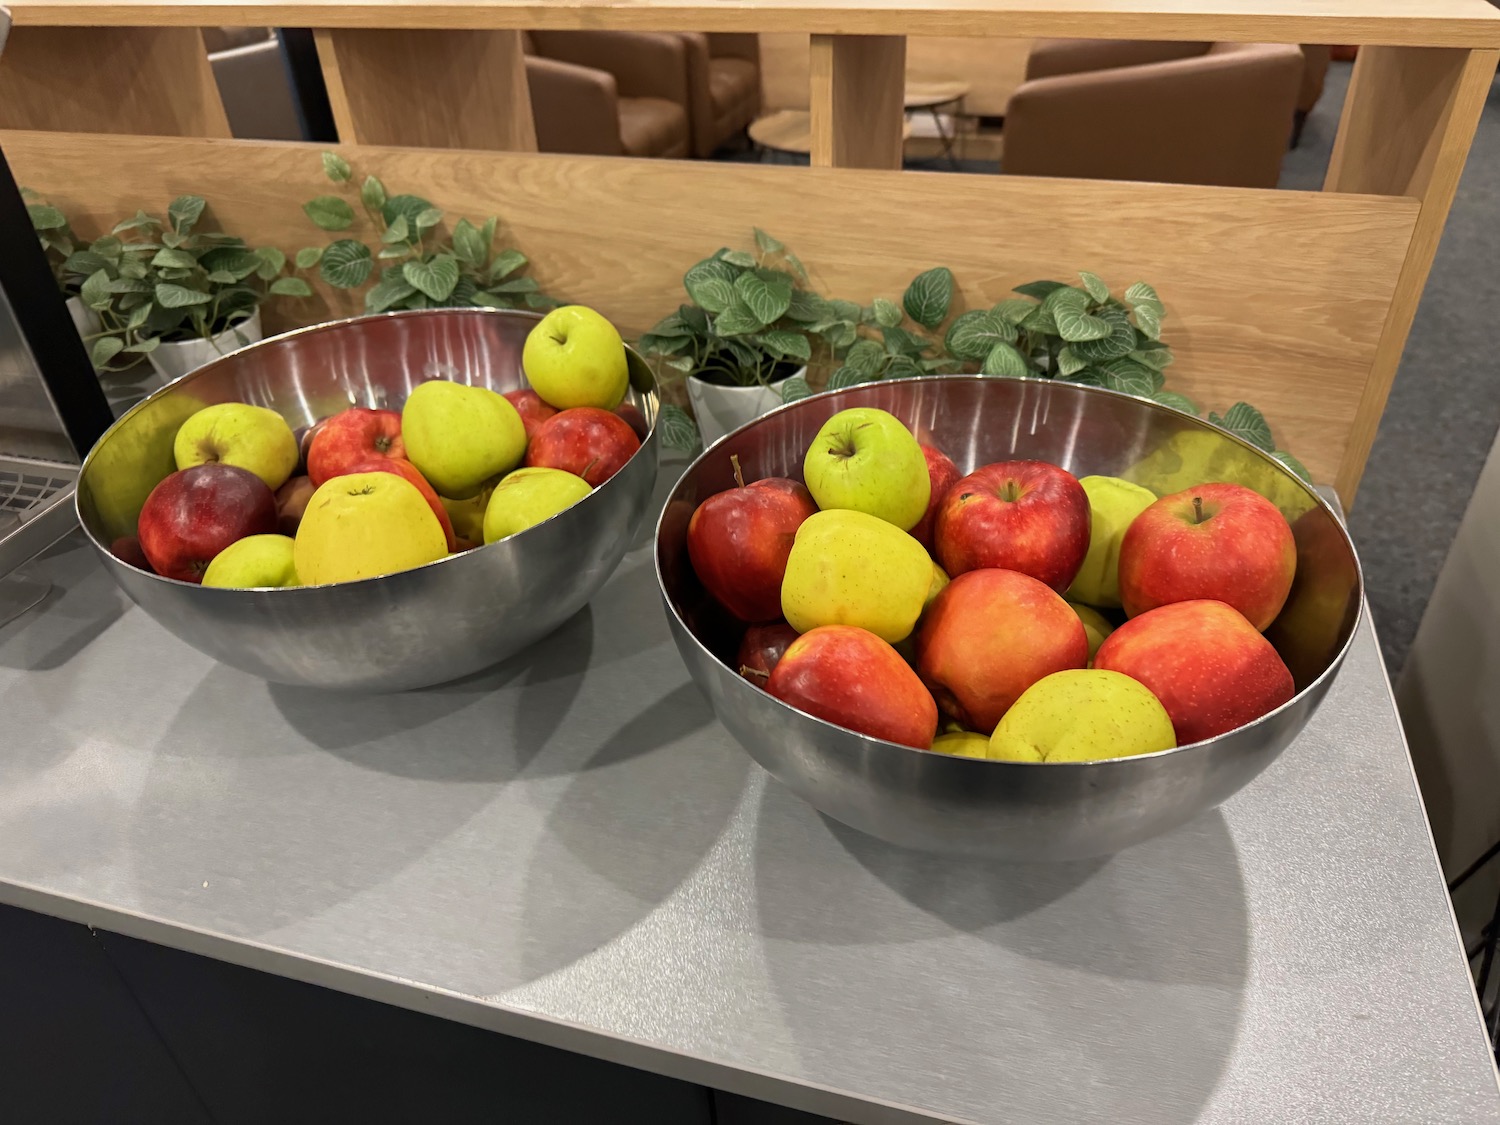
[109,535,153,573]
[307,407,405,486]
[504,389,559,440]
[525,406,641,487]
[292,419,325,476]
[737,621,801,686]
[910,444,962,551]
[687,459,817,622]
[614,401,649,441]
[768,624,938,749]
[348,456,457,552]
[137,463,277,583]
[274,475,316,536]
[934,460,1091,592]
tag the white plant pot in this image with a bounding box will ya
[686,367,802,448]
[147,309,264,383]
[66,295,101,341]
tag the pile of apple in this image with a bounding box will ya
[117,307,645,587]
[688,406,1299,762]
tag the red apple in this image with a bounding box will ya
[687,460,817,622]
[1119,482,1295,630]
[909,444,962,552]
[137,463,277,583]
[615,401,649,441]
[768,625,938,749]
[524,406,641,487]
[934,460,1090,592]
[348,456,457,552]
[737,621,801,686]
[275,475,316,536]
[1094,599,1294,744]
[504,389,559,440]
[307,407,405,486]
[292,420,325,475]
[915,567,1087,732]
[109,535,153,573]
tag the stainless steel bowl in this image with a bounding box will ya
[77,308,659,691]
[656,376,1361,859]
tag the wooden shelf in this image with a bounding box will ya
[6,0,1500,47]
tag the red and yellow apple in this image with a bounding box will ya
[736,621,801,686]
[293,471,449,585]
[503,389,559,440]
[688,469,817,623]
[138,463,278,583]
[525,407,641,487]
[174,402,299,491]
[346,456,457,551]
[909,443,962,551]
[307,407,406,487]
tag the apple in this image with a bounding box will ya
[1094,599,1295,744]
[348,456,457,551]
[781,508,933,643]
[482,466,592,542]
[1066,475,1157,608]
[930,731,992,758]
[803,407,930,531]
[307,407,405,487]
[909,444,962,550]
[109,535,153,572]
[1119,482,1295,630]
[202,534,299,588]
[293,471,449,585]
[615,401,649,441]
[274,475,316,536]
[1068,601,1114,661]
[292,419,325,475]
[988,669,1176,762]
[138,463,278,583]
[524,407,640,487]
[687,460,816,622]
[173,402,298,491]
[736,621,801,686]
[441,487,493,545]
[915,567,1088,733]
[503,389,559,439]
[522,305,630,410]
[934,460,1091,593]
[401,380,527,499]
[767,625,938,749]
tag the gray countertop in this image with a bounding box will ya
[0,478,1496,1124]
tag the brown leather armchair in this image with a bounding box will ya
[1295,45,1332,146]
[678,33,762,157]
[1004,40,1305,188]
[524,31,691,158]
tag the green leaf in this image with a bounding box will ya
[204,270,239,284]
[780,376,812,403]
[403,254,460,301]
[79,268,112,311]
[28,204,66,231]
[945,309,1017,360]
[63,250,112,277]
[1043,285,1090,312]
[106,277,151,294]
[491,277,539,294]
[828,365,877,390]
[1054,301,1113,343]
[255,247,287,280]
[199,247,262,281]
[886,355,923,380]
[719,249,756,268]
[1057,367,1103,387]
[991,298,1035,324]
[304,195,355,232]
[881,324,929,358]
[871,298,903,328]
[154,282,212,309]
[659,404,701,454]
[382,194,434,230]
[1014,279,1068,300]
[361,175,386,212]
[753,229,785,256]
[1273,450,1312,482]
[981,341,1029,378]
[1101,357,1162,391]
[378,246,410,260]
[452,219,486,267]
[123,337,161,355]
[89,336,124,368]
[1102,368,1156,399]
[151,248,199,270]
[322,151,353,182]
[760,329,812,364]
[1210,402,1275,452]
[1078,271,1111,303]
[488,248,526,282]
[903,267,954,330]
[126,302,153,331]
[688,274,736,315]
[1132,345,1174,370]
[1124,281,1163,311]
[844,338,887,376]
[270,277,313,297]
[1132,302,1162,341]
[414,207,444,231]
[168,195,206,233]
[365,274,418,313]
[1152,390,1198,415]
[118,259,149,281]
[295,246,324,269]
[785,290,829,323]
[319,239,374,289]
[712,303,764,337]
[733,270,792,326]
[112,211,160,235]
[1072,306,1136,361]
[381,214,410,244]
[1055,345,1088,377]
[480,217,498,255]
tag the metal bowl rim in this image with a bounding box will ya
[654,373,1365,769]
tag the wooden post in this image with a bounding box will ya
[0,27,229,137]
[1324,45,1499,505]
[809,34,906,170]
[315,29,537,152]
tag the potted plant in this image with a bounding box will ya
[640,230,841,450]
[24,190,100,343]
[296,152,556,314]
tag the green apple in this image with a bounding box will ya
[294,472,448,584]
[803,408,929,531]
[1065,475,1157,608]
[781,509,932,643]
[482,466,592,543]
[925,561,949,610]
[930,731,991,758]
[401,380,527,499]
[173,402,298,491]
[989,669,1175,762]
[202,534,299,588]
[1068,601,1115,661]
[522,305,629,410]
[441,486,493,545]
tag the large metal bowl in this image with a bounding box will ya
[77,308,659,691]
[656,377,1361,859]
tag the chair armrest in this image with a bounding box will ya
[525,56,624,157]
[1025,38,1210,81]
[529,30,689,105]
[707,33,760,63]
[677,33,717,156]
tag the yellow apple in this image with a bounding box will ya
[802,407,930,531]
[203,534,299,588]
[1068,601,1115,661]
[440,486,493,544]
[989,669,1176,763]
[401,380,527,499]
[173,402,298,491]
[293,472,448,584]
[925,561,949,609]
[930,731,991,758]
[1065,475,1156,608]
[781,509,932,643]
[522,305,629,410]
[482,466,592,543]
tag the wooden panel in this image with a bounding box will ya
[315,28,537,151]
[3,132,1421,492]
[0,26,228,136]
[1324,46,1498,502]
[6,0,1500,48]
[809,35,906,169]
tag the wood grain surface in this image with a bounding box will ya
[810,35,906,169]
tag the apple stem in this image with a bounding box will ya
[581,457,600,480]
[739,664,769,684]
[731,454,746,490]
[1193,495,1204,524]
